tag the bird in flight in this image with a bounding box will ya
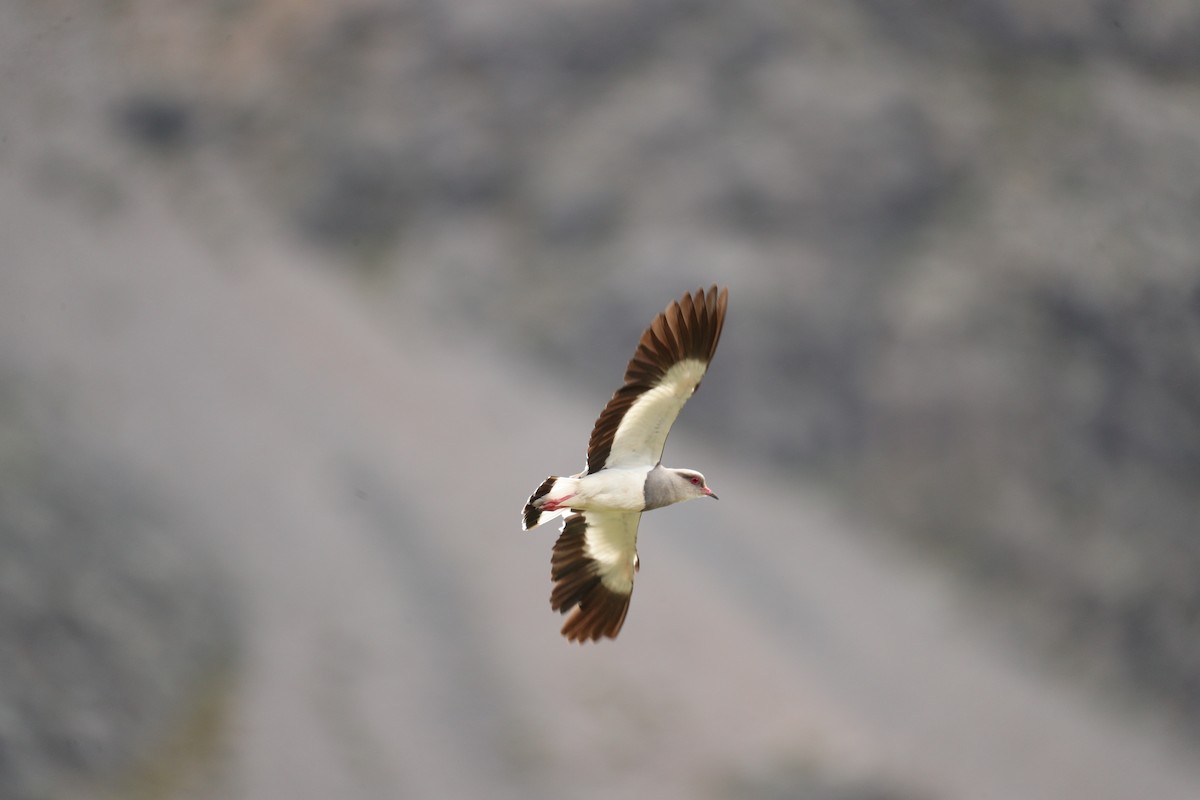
[522,285,729,642]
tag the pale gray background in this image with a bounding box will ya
[2,2,1199,798]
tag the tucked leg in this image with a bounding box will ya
[540,493,576,512]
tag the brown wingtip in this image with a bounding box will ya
[550,514,632,642]
[709,285,729,363]
[560,584,631,643]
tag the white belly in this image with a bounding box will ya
[571,466,651,512]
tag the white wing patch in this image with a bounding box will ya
[582,511,642,594]
[603,358,708,469]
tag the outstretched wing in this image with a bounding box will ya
[584,285,728,473]
[550,510,641,642]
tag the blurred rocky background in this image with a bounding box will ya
[2,0,1199,798]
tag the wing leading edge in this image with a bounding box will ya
[584,285,728,473]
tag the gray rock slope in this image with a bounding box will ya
[92,0,1199,723]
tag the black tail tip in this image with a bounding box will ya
[522,476,559,530]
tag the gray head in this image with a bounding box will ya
[644,466,718,510]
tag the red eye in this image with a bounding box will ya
[691,477,700,485]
